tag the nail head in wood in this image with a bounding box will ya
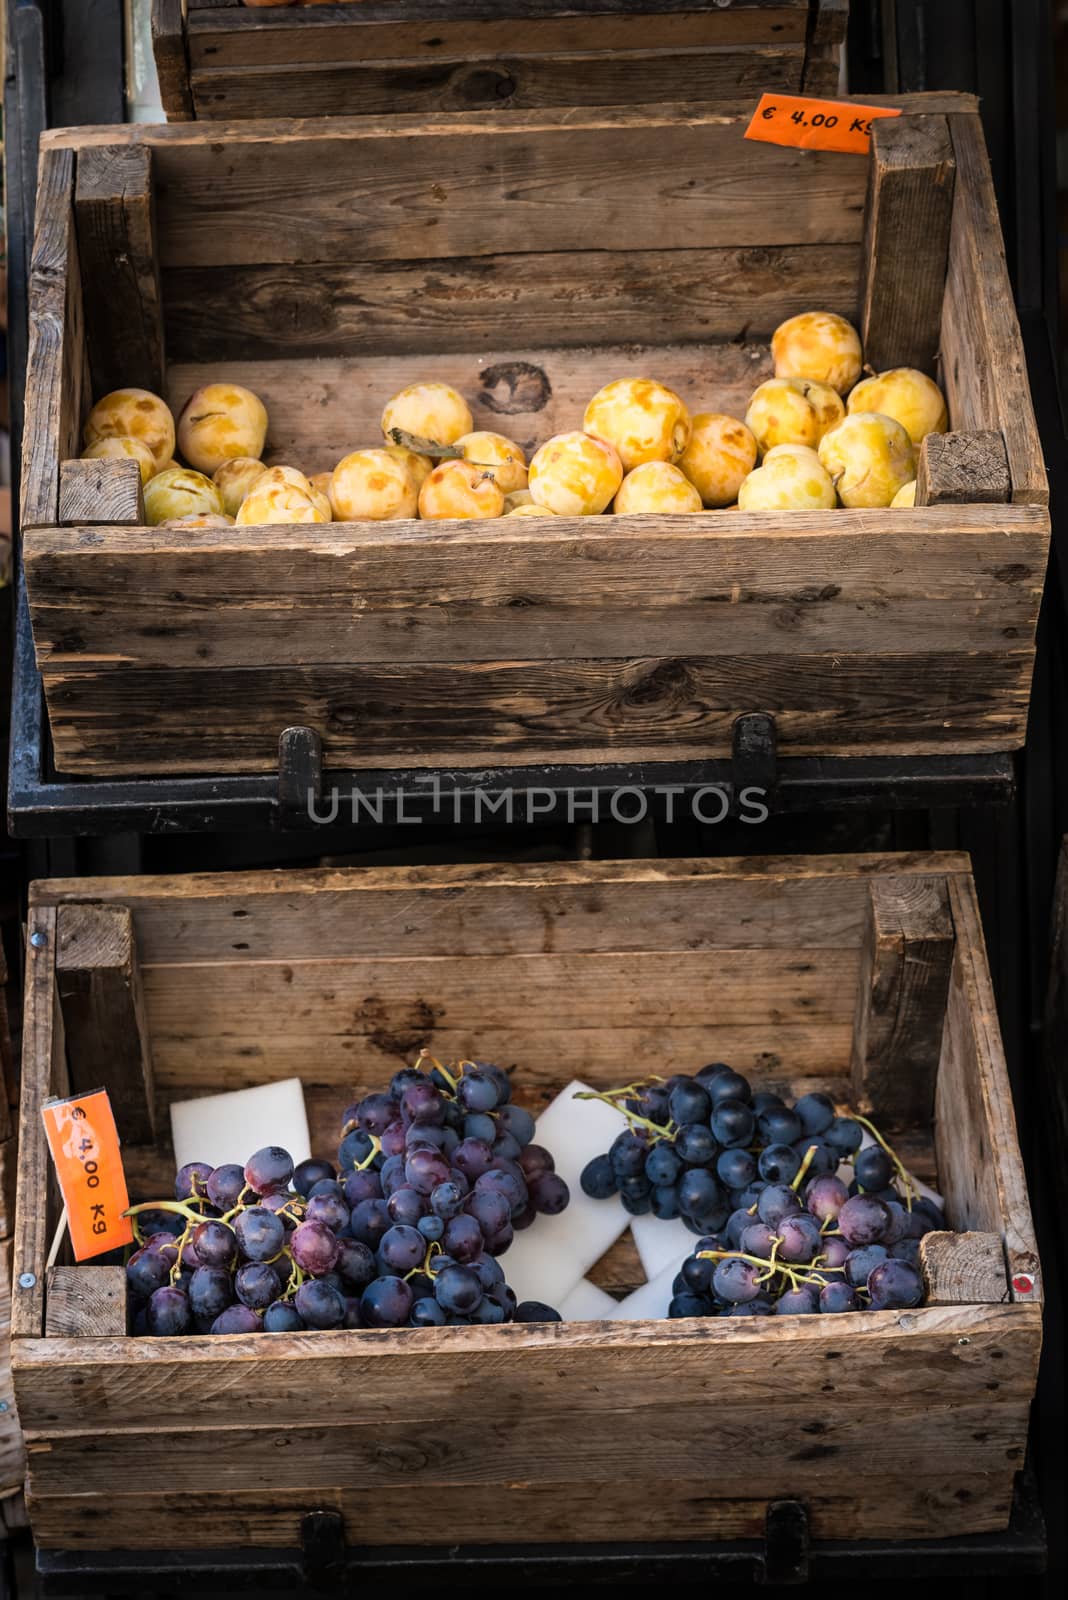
[850,876,955,1125]
[74,142,165,396]
[45,1266,128,1337]
[55,904,157,1145]
[859,114,956,374]
[919,1231,1008,1304]
[915,430,1011,506]
[59,458,145,526]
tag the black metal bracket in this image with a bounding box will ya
[278,727,324,831]
[731,713,779,816]
[301,1512,346,1593]
[758,1501,810,1586]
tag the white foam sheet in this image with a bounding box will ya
[499,1079,630,1308]
[170,1077,311,1172]
[630,1210,697,1279]
[558,1278,622,1322]
[614,1257,683,1321]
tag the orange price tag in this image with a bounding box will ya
[41,1090,133,1261]
[745,94,902,156]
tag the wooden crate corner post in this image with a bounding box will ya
[850,875,956,1125]
[152,0,195,123]
[74,141,165,398]
[859,113,956,374]
[55,904,157,1147]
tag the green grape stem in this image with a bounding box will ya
[572,1089,676,1144]
[696,1248,831,1296]
[842,1110,921,1210]
[791,1144,819,1192]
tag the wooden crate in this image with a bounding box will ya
[20,93,1049,780]
[1,941,26,1501]
[10,853,1041,1550]
[152,0,849,122]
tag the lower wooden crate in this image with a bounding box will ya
[10,854,1041,1549]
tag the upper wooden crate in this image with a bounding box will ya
[152,0,849,121]
[10,853,1041,1549]
[20,94,1049,779]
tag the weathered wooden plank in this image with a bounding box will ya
[58,459,144,526]
[16,1472,1023,1550]
[935,876,1042,1301]
[941,114,1048,505]
[801,0,848,94]
[190,45,806,119]
[44,1267,127,1338]
[916,430,1011,507]
[1041,838,1068,1226]
[74,143,165,395]
[22,1397,1026,1500]
[162,246,860,362]
[36,649,1039,777]
[151,0,194,122]
[13,1302,1037,1434]
[858,114,955,375]
[0,1241,26,1496]
[55,905,157,1145]
[23,508,1050,672]
[27,853,973,959]
[850,877,956,1124]
[187,3,813,72]
[164,342,771,468]
[919,1231,1008,1305]
[20,148,87,529]
[11,909,64,1341]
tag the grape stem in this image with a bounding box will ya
[696,1248,828,1295]
[417,1050,460,1093]
[841,1110,920,1210]
[572,1089,675,1144]
[791,1144,818,1192]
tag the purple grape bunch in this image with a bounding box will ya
[126,1058,569,1337]
[578,1063,943,1319]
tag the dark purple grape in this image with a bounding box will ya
[854,1145,894,1191]
[452,1137,494,1183]
[914,1196,945,1229]
[635,1083,672,1125]
[180,1236,200,1271]
[668,1080,711,1126]
[293,1158,336,1197]
[235,1261,282,1310]
[774,1286,820,1315]
[610,1130,649,1178]
[431,1181,465,1220]
[821,1234,850,1268]
[434,1264,484,1315]
[405,1123,448,1153]
[477,1163,527,1211]
[580,1154,617,1199]
[306,1192,350,1234]
[882,1201,910,1246]
[206,1163,246,1211]
[644,1144,681,1187]
[890,1238,921,1265]
[529,1172,570,1216]
[401,1080,445,1127]
[726,1298,774,1317]
[799,1141,839,1178]
[651,1185,680,1220]
[717,1148,756,1189]
[675,1124,718,1167]
[343,1170,382,1208]
[336,1238,376,1291]
[678,1168,723,1221]
[712,1256,761,1303]
[681,1254,715,1295]
[751,1090,785,1115]
[846,1244,888,1287]
[795,1092,836,1136]
[350,1198,392,1249]
[458,1071,499,1113]
[826,1116,863,1155]
[290,1220,340,1274]
[264,1299,305,1332]
[443,1214,483,1263]
[244,1146,294,1196]
[410,1296,447,1327]
[483,1223,514,1256]
[491,1131,522,1163]
[135,1210,185,1239]
[378,1224,425,1273]
[295,1279,345,1329]
[496,1105,535,1146]
[338,1128,376,1172]
[706,1068,751,1105]
[838,1194,891,1247]
[390,1067,424,1100]
[464,1190,510,1237]
[418,1214,444,1242]
[757,1184,802,1227]
[776,1214,822,1263]
[477,1063,512,1104]
[507,1299,557,1323]
[379,1121,407,1159]
[356,1092,400,1135]
[189,1265,234,1321]
[233,1206,285,1263]
[819,1281,858,1313]
[726,1207,752,1248]
[758,1143,802,1184]
[758,1105,804,1146]
[868,1259,923,1309]
[360,1275,413,1328]
[710,1099,756,1148]
[462,1112,497,1144]
[378,1155,407,1198]
[308,1177,344,1202]
[342,1296,362,1328]
[126,1245,172,1298]
[211,1304,261,1335]
[175,1162,212,1202]
[806,1174,849,1224]
[259,1193,300,1225]
[386,1185,426,1227]
[472,1295,507,1325]
[405,1148,451,1197]
[740,1221,777,1257]
[146,1286,191,1335]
